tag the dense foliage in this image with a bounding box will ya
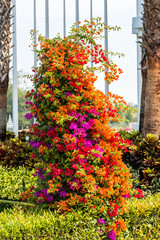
[0,193,159,239]
[0,166,37,200]
[21,18,132,238]
[119,130,160,193]
[5,131,15,140]
[119,193,160,239]
[0,138,35,169]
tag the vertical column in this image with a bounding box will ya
[90,0,93,21]
[137,32,142,123]
[63,0,66,38]
[132,0,143,128]
[12,0,18,137]
[137,0,143,17]
[137,0,143,125]
[90,0,93,68]
[45,0,49,38]
[34,0,37,69]
[104,0,109,96]
[75,0,79,29]
[33,0,37,125]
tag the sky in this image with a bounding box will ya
[13,0,138,104]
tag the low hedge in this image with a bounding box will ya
[0,193,159,239]
[0,166,37,201]
[119,193,160,239]
[0,207,104,240]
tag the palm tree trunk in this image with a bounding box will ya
[143,57,160,137]
[139,50,147,133]
[0,90,7,141]
[0,0,12,141]
[139,0,160,137]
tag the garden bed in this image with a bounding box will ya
[0,193,159,239]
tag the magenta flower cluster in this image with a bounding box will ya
[25,113,33,120]
[30,140,41,149]
[97,218,105,225]
[35,188,53,203]
[108,230,116,240]
[33,168,45,180]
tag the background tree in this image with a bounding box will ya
[139,0,160,137]
[0,0,12,141]
[110,103,138,129]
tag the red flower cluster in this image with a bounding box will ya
[133,188,143,198]
[107,201,120,217]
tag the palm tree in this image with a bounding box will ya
[0,0,12,141]
[140,0,160,137]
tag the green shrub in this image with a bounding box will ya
[119,130,160,193]
[0,207,106,239]
[0,193,159,239]
[118,129,142,145]
[118,130,142,170]
[0,166,37,200]
[0,202,13,212]
[136,134,160,192]
[0,199,35,212]
[0,138,36,168]
[6,131,15,140]
[118,193,160,239]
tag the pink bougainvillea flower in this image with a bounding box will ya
[108,230,116,240]
[25,113,33,120]
[97,218,105,225]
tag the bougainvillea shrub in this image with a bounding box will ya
[21,18,132,238]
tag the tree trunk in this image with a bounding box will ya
[139,49,147,133]
[139,0,160,137]
[0,0,12,141]
[0,91,7,141]
[143,57,160,137]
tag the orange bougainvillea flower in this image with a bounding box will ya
[23,17,132,239]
